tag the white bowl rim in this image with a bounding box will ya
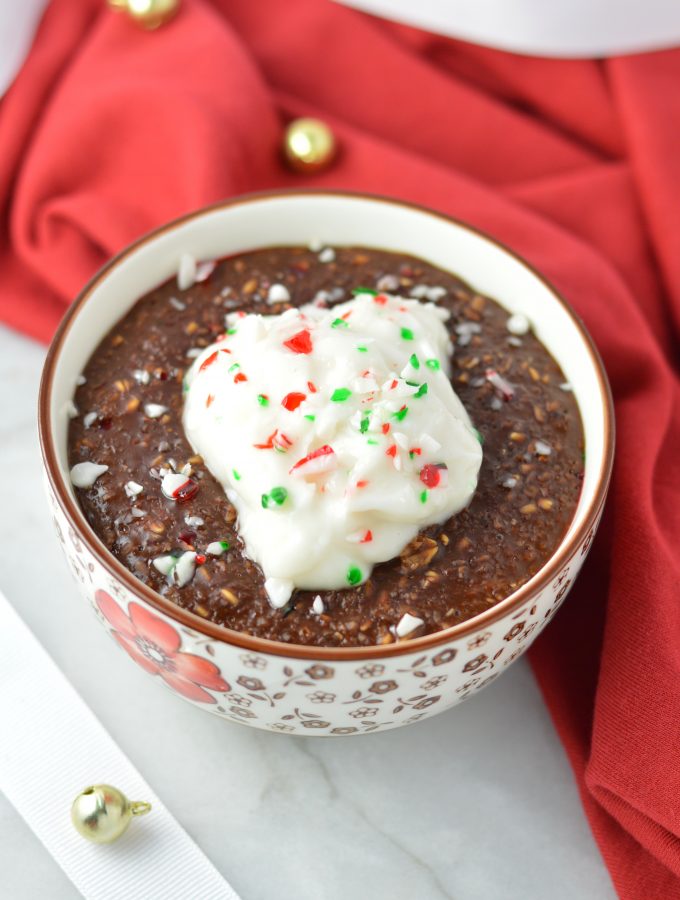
[38,189,615,661]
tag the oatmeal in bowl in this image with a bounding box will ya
[39,191,613,734]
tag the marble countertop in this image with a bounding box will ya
[0,323,615,900]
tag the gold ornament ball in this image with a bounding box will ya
[107,0,180,30]
[283,118,337,174]
[71,784,151,844]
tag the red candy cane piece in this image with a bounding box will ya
[199,348,230,372]
[485,368,515,401]
[283,329,313,354]
[281,392,306,411]
[290,445,336,477]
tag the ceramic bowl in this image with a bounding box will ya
[38,191,614,735]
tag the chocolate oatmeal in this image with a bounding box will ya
[68,246,584,647]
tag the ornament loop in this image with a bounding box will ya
[130,800,153,817]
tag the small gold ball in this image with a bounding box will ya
[71,785,151,844]
[283,118,337,174]
[107,0,180,30]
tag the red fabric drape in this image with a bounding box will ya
[2,3,678,896]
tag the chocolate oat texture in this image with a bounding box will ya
[68,246,584,647]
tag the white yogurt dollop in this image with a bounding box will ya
[183,291,482,608]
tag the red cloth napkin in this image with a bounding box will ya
[3,2,679,896]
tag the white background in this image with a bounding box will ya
[0,322,616,899]
[338,0,680,57]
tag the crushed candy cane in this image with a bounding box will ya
[485,368,515,401]
[124,480,144,498]
[395,612,424,638]
[183,290,482,609]
[267,283,291,304]
[506,313,531,336]
[161,472,199,502]
[177,253,197,290]
[153,551,196,587]
[70,462,108,488]
[144,403,168,419]
[206,540,230,555]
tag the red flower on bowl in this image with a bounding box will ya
[96,590,230,703]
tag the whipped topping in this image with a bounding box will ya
[182,291,482,608]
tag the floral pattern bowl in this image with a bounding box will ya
[38,191,614,735]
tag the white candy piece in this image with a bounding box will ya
[76,374,87,386]
[124,481,144,498]
[312,595,325,614]
[195,260,216,283]
[534,440,552,456]
[206,541,227,555]
[318,247,335,263]
[66,400,78,419]
[161,473,192,499]
[177,253,197,290]
[70,462,108,489]
[395,612,425,638]
[153,551,197,587]
[133,369,151,385]
[169,296,186,311]
[144,403,168,419]
[185,515,205,528]
[506,313,531,336]
[267,283,291,305]
[264,577,295,609]
[83,412,98,428]
[183,292,483,610]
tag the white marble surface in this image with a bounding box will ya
[0,323,615,900]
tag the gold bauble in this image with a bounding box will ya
[71,784,151,844]
[283,118,337,174]
[107,0,180,30]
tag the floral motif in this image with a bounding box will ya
[96,590,229,703]
[432,648,457,666]
[331,726,359,735]
[462,654,488,673]
[239,654,267,670]
[413,695,441,710]
[305,664,334,680]
[270,723,295,733]
[467,631,491,650]
[307,690,336,704]
[422,675,447,690]
[301,719,330,729]
[555,580,572,602]
[368,680,398,694]
[503,622,525,642]
[227,693,252,707]
[229,706,256,718]
[350,707,378,718]
[356,663,385,679]
[237,675,266,692]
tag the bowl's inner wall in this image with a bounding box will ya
[49,194,605,554]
